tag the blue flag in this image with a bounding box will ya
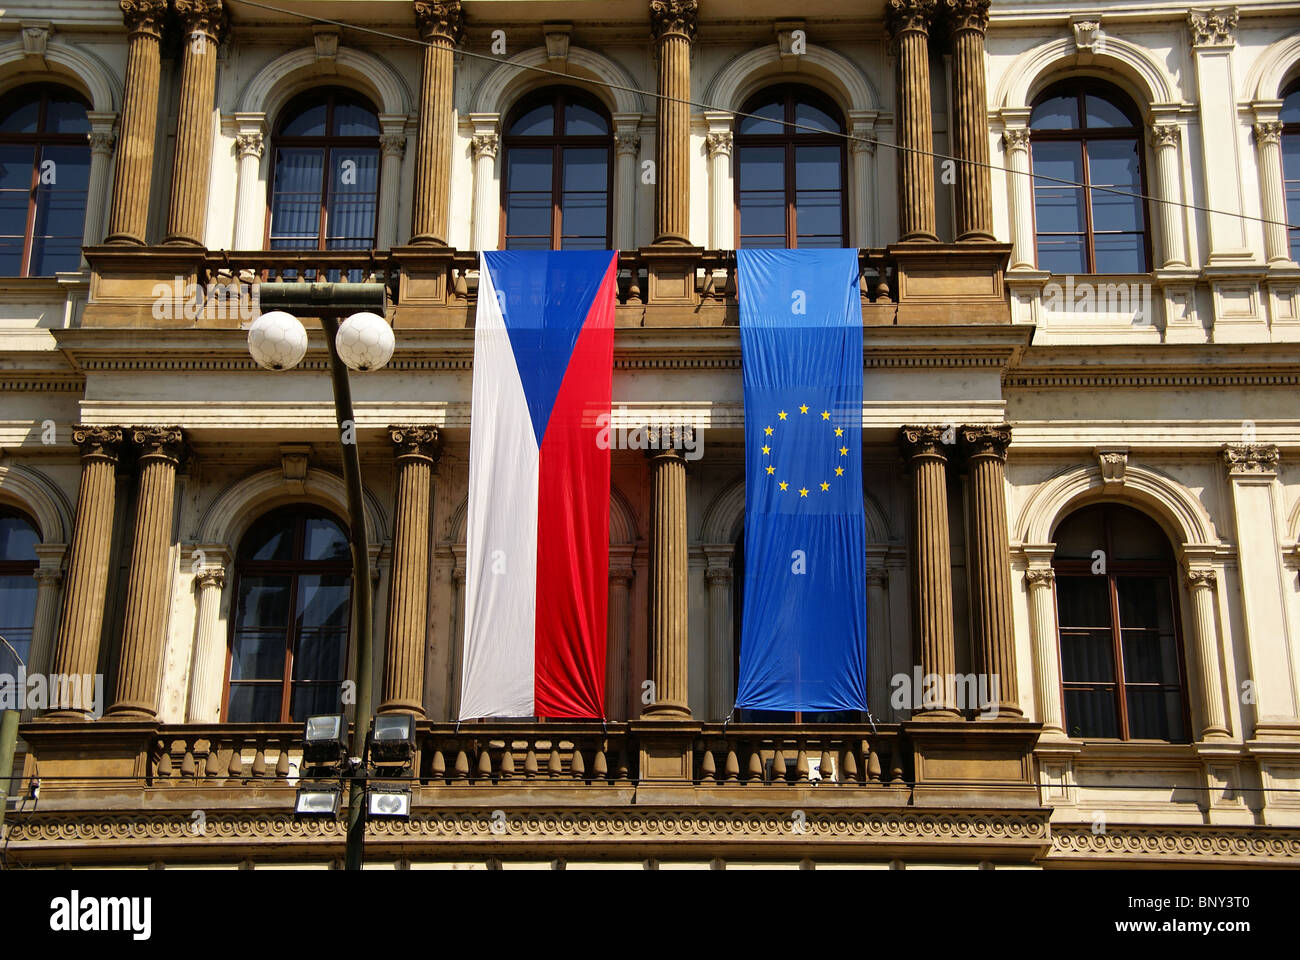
[735,249,867,713]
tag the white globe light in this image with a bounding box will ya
[335,311,395,372]
[247,311,308,371]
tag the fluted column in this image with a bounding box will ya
[850,125,878,247]
[1024,563,1065,736]
[900,426,957,716]
[614,119,642,251]
[21,558,64,720]
[165,0,223,245]
[232,118,266,249]
[645,445,690,717]
[607,557,635,720]
[650,1,697,245]
[887,0,939,242]
[380,426,442,715]
[377,123,408,250]
[186,561,227,722]
[705,123,733,251]
[944,0,994,241]
[46,427,124,719]
[469,128,499,251]
[704,560,733,720]
[866,565,891,717]
[105,0,167,245]
[1253,120,1292,265]
[447,557,465,719]
[1186,567,1230,739]
[1150,124,1189,268]
[961,425,1021,717]
[410,2,463,245]
[82,116,117,251]
[108,427,187,718]
[1003,126,1035,268]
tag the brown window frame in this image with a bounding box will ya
[499,87,615,250]
[221,507,354,724]
[263,88,382,252]
[0,84,92,277]
[1028,78,1153,275]
[1051,504,1192,742]
[733,84,849,249]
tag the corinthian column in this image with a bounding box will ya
[961,425,1021,717]
[469,129,499,251]
[165,0,224,245]
[645,444,690,717]
[105,0,167,245]
[650,1,697,245]
[704,559,733,720]
[887,0,939,242]
[900,426,957,716]
[410,1,464,245]
[1024,563,1065,736]
[614,120,642,251]
[705,126,733,250]
[1150,123,1189,268]
[46,427,124,719]
[379,426,442,715]
[232,120,266,249]
[108,427,187,719]
[186,559,227,722]
[944,0,995,241]
[607,555,635,720]
[1253,120,1292,265]
[1185,567,1229,739]
[82,118,117,251]
[1003,127,1035,268]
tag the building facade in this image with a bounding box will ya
[1,0,1299,868]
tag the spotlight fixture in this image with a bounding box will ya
[302,714,348,766]
[367,713,417,765]
[294,784,342,818]
[366,783,412,820]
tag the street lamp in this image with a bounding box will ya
[248,282,392,870]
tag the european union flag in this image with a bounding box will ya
[735,249,867,713]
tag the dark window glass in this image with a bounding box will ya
[0,85,91,276]
[268,89,380,256]
[1030,79,1149,273]
[226,507,352,723]
[735,86,847,248]
[1052,504,1188,741]
[1282,85,1300,261]
[0,510,40,678]
[502,88,611,250]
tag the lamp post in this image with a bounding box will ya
[248,281,394,871]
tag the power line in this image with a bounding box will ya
[233,0,1300,234]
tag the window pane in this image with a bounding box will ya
[507,147,553,192]
[1283,90,1300,124]
[241,517,295,561]
[505,194,552,240]
[325,149,378,247]
[0,575,37,675]
[281,102,328,137]
[0,514,40,561]
[0,144,35,189]
[37,144,90,192]
[1031,94,1078,130]
[233,575,291,632]
[738,146,784,191]
[1108,508,1172,560]
[1036,234,1086,274]
[304,518,349,561]
[45,98,90,134]
[291,684,342,723]
[510,102,554,137]
[794,145,839,189]
[29,237,82,276]
[561,192,607,241]
[227,683,282,723]
[0,95,40,133]
[1064,687,1119,738]
[1085,94,1133,129]
[333,102,379,137]
[296,574,350,631]
[738,193,785,241]
[562,148,606,191]
[0,237,24,277]
[794,100,840,133]
[1088,140,1143,226]
[1125,688,1185,741]
[1093,233,1145,273]
[270,149,325,244]
[738,99,783,135]
[565,102,607,136]
[230,630,287,681]
[795,191,842,241]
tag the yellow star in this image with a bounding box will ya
[778,410,787,420]
[779,481,788,491]
[821,411,830,420]
[799,487,809,497]
[835,466,844,476]
[820,482,830,492]
[764,426,773,436]
[834,427,843,437]
[840,446,849,456]
[799,404,809,415]
[766,465,775,475]
[761,444,770,455]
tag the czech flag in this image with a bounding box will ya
[458,250,618,720]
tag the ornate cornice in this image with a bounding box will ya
[72,425,125,463]
[131,426,187,465]
[1187,8,1237,48]
[390,425,444,464]
[899,424,952,461]
[886,0,937,39]
[119,0,168,37]
[649,0,698,42]
[1221,442,1279,477]
[1050,823,1300,865]
[960,424,1011,462]
[941,0,989,35]
[414,1,466,45]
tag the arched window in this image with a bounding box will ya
[266,89,380,251]
[224,506,352,723]
[734,86,847,248]
[1281,81,1300,261]
[0,84,91,276]
[1052,503,1189,742]
[0,509,40,677]
[1029,79,1150,274]
[501,87,612,250]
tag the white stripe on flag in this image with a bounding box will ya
[458,257,539,719]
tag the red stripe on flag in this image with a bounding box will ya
[533,253,618,719]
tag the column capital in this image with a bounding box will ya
[389,424,444,464]
[650,0,698,42]
[886,0,937,40]
[866,566,889,587]
[1024,568,1055,588]
[704,566,732,586]
[194,567,225,590]
[615,130,643,156]
[470,132,498,160]
[88,127,117,157]
[34,566,64,587]
[941,0,989,34]
[705,131,732,158]
[959,424,1012,462]
[1002,127,1031,152]
[1221,442,1279,477]
[610,565,636,585]
[173,0,226,40]
[119,0,168,37]
[1187,8,1237,48]
[235,131,264,159]
[1185,567,1218,590]
[1254,121,1283,146]
[72,425,125,463]
[1150,123,1181,149]
[414,1,466,44]
[381,133,408,158]
[130,426,187,465]
[642,426,695,460]
[899,424,953,462]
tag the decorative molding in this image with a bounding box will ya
[312,25,339,64]
[615,131,642,156]
[279,444,311,494]
[471,46,645,117]
[704,43,881,114]
[88,130,117,156]
[1187,8,1237,48]
[174,0,225,41]
[543,23,572,63]
[942,0,990,35]
[1004,370,1300,389]
[899,425,952,461]
[1221,443,1279,477]
[1186,568,1217,590]
[21,22,50,61]
[1071,18,1101,53]
[235,132,264,159]
[194,568,225,590]
[1050,824,1299,864]
[1095,448,1129,487]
